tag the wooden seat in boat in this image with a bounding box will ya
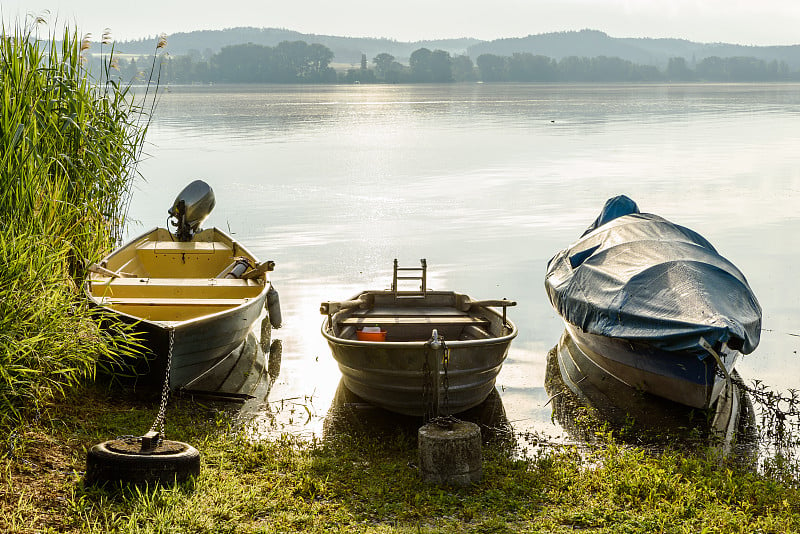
[136,240,232,253]
[97,297,250,307]
[88,277,263,300]
[338,316,490,327]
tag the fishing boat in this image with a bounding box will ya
[320,260,517,417]
[85,180,280,390]
[544,195,762,409]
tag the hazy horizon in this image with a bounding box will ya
[3,0,800,47]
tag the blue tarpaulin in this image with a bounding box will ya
[545,196,762,356]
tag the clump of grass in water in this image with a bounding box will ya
[0,17,164,429]
[744,379,800,485]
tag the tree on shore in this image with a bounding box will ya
[373,53,394,80]
[667,57,693,81]
[451,55,477,81]
[410,48,453,82]
[476,54,506,81]
[209,41,337,83]
[115,38,799,84]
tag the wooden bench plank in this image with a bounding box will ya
[339,316,489,327]
[136,241,231,254]
[101,297,248,307]
[90,277,258,287]
[350,307,466,317]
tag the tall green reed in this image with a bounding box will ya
[1,22,156,252]
[0,19,163,426]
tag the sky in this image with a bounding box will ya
[3,0,800,47]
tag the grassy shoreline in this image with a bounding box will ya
[1,383,799,533]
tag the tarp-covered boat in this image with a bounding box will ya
[544,195,761,409]
[85,181,278,390]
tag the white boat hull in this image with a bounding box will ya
[85,227,270,390]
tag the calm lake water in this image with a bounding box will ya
[129,83,800,441]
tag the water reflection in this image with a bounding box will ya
[152,84,800,142]
[178,316,283,404]
[545,330,758,457]
[323,379,513,445]
[130,84,800,448]
[173,314,764,460]
[203,317,516,444]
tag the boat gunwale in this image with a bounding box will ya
[321,322,518,348]
[320,289,518,348]
[84,226,269,329]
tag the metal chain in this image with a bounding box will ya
[422,345,433,421]
[149,328,174,438]
[441,338,450,415]
[421,332,452,422]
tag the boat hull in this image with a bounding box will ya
[323,334,513,416]
[104,295,267,389]
[564,323,740,409]
[321,290,517,416]
[85,227,270,390]
[550,330,751,454]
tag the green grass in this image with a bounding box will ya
[1,23,142,250]
[0,18,160,425]
[0,232,142,424]
[1,386,798,533]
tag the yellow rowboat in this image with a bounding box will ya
[85,181,278,390]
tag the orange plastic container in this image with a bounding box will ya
[357,330,387,342]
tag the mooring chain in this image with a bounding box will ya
[441,338,450,415]
[421,346,434,422]
[421,332,453,423]
[149,328,175,440]
[426,337,459,429]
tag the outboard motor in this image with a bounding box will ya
[168,180,215,241]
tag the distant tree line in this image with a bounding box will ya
[664,56,791,82]
[169,41,336,83]
[109,39,800,85]
[476,53,794,82]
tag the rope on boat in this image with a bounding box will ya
[700,337,732,382]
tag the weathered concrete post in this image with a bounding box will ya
[418,420,482,486]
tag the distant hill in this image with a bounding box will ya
[115,27,481,64]
[114,27,800,69]
[467,29,800,69]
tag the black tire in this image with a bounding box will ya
[85,439,200,487]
